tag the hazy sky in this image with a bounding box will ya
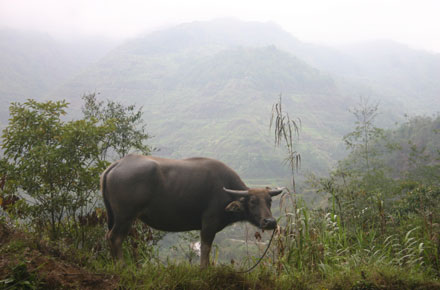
[1,0,439,53]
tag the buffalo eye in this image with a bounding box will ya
[249,198,258,206]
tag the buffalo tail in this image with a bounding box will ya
[101,162,118,231]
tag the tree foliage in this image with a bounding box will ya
[1,99,107,239]
[342,97,386,174]
[1,96,153,242]
[82,93,152,160]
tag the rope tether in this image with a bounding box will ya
[237,229,276,273]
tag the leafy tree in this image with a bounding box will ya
[1,95,154,243]
[82,93,152,161]
[1,99,109,239]
[342,97,385,175]
[390,115,440,185]
[308,99,395,234]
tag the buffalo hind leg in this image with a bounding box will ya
[200,228,216,268]
[107,218,134,262]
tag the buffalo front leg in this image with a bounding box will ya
[200,229,216,268]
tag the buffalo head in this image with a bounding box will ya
[223,187,284,230]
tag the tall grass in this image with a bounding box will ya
[266,192,439,283]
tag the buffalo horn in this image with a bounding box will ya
[223,187,249,197]
[269,187,285,196]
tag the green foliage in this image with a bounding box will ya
[63,42,349,182]
[1,96,153,244]
[1,99,108,240]
[275,101,440,283]
[0,262,40,290]
[82,93,152,160]
[343,97,386,174]
[2,215,439,290]
[383,114,440,185]
[88,262,284,290]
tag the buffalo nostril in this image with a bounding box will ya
[262,218,277,229]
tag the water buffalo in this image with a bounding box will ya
[101,154,283,267]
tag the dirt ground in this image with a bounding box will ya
[0,222,119,289]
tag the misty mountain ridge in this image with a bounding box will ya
[338,39,440,110]
[126,18,301,55]
[0,28,118,123]
[52,19,440,115]
[1,19,439,182]
[0,28,117,97]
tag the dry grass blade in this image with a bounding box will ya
[270,95,301,190]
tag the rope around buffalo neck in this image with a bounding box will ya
[237,229,276,273]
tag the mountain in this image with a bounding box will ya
[52,22,360,182]
[0,28,118,123]
[337,40,440,114]
[1,19,439,184]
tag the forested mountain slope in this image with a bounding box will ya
[2,19,439,182]
[57,43,351,180]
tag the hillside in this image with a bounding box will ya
[380,114,440,181]
[57,44,352,180]
[53,20,359,181]
[0,222,119,289]
[2,220,439,290]
[0,29,117,124]
[338,40,440,114]
[2,19,440,182]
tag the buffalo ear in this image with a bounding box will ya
[225,200,244,212]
